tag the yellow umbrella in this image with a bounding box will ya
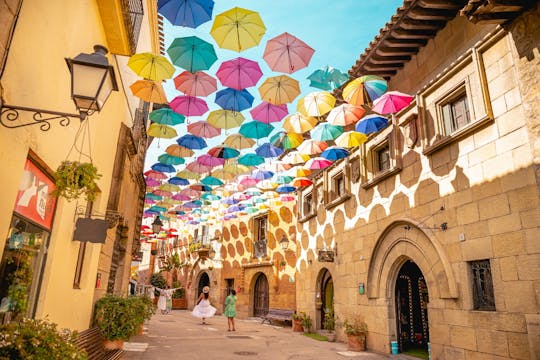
[223,134,255,149]
[282,151,309,165]
[223,163,251,175]
[176,170,201,180]
[147,123,177,139]
[128,52,175,81]
[297,91,336,117]
[158,183,180,192]
[211,168,236,181]
[166,144,194,158]
[258,75,300,105]
[334,131,368,148]
[210,7,266,52]
[288,166,311,177]
[207,110,245,129]
[282,113,318,134]
[130,80,168,104]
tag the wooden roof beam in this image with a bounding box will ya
[390,28,436,39]
[407,8,456,20]
[417,0,464,10]
[363,63,403,72]
[400,18,446,30]
[369,55,411,64]
[375,47,419,56]
[384,38,427,48]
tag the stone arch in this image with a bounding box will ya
[367,219,458,299]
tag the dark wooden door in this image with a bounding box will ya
[253,274,269,317]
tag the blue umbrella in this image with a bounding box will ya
[252,169,274,180]
[168,176,190,185]
[158,0,214,28]
[275,175,294,184]
[221,197,239,205]
[149,205,167,213]
[176,134,207,149]
[151,163,176,173]
[321,146,349,161]
[255,143,284,158]
[355,114,388,134]
[145,193,163,201]
[215,88,254,112]
[184,200,202,208]
[276,184,296,193]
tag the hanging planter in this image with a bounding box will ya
[52,161,101,201]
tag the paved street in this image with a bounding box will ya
[123,310,413,360]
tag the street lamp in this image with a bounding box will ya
[279,235,289,250]
[151,216,163,234]
[1,45,118,131]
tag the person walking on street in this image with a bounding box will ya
[156,285,179,315]
[192,286,216,324]
[224,289,237,331]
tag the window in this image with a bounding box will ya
[304,192,313,216]
[376,144,391,173]
[201,225,209,247]
[362,130,402,189]
[333,173,345,199]
[442,93,471,134]
[470,260,495,311]
[253,215,267,258]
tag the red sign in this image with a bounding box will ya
[13,159,57,230]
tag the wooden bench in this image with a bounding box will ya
[261,308,294,325]
[75,327,124,360]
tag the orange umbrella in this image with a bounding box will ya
[258,75,300,105]
[166,144,194,158]
[282,113,317,133]
[130,80,168,104]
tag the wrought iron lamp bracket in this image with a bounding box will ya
[0,103,87,131]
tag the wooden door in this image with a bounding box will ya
[253,274,269,317]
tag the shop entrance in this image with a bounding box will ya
[317,268,333,329]
[197,272,210,297]
[253,273,268,317]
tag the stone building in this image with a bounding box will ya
[296,1,540,358]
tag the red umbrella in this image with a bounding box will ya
[216,57,263,90]
[249,101,288,124]
[174,71,217,97]
[187,121,222,138]
[263,32,315,74]
[144,170,167,179]
[170,95,209,116]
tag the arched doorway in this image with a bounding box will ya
[197,272,210,297]
[395,260,429,355]
[253,273,269,317]
[317,269,333,329]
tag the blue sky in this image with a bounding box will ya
[145,0,402,170]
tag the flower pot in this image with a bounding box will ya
[137,324,144,335]
[292,319,304,332]
[347,334,366,351]
[103,339,124,350]
[324,330,336,342]
[172,298,186,309]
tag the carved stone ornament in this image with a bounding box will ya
[317,249,335,262]
[401,115,418,149]
[350,158,361,182]
[510,5,540,59]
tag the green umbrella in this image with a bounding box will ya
[239,121,274,139]
[310,122,343,141]
[158,153,185,165]
[238,153,265,166]
[167,36,217,73]
[200,176,224,186]
[149,108,185,125]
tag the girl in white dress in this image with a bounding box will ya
[192,286,216,324]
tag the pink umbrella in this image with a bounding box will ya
[152,189,172,197]
[326,103,366,126]
[238,175,260,187]
[249,101,288,124]
[174,71,217,97]
[170,95,209,116]
[180,188,200,197]
[197,154,225,167]
[305,157,333,170]
[263,32,315,74]
[187,121,222,138]
[371,91,414,114]
[216,57,263,90]
[186,161,213,173]
[144,170,167,180]
[145,177,161,186]
[172,193,192,201]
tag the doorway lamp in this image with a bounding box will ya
[0,45,118,131]
[151,215,163,234]
[279,234,289,251]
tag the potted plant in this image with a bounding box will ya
[129,295,156,335]
[52,161,101,201]
[171,281,186,309]
[343,318,368,351]
[322,308,336,342]
[0,318,86,359]
[301,312,312,333]
[93,295,139,349]
[4,249,32,320]
[292,311,304,332]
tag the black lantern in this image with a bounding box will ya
[279,235,289,250]
[151,216,163,234]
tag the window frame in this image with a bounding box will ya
[469,259,496,311]
[326,167,351,209]
[361,125,402,189]
[298,187,317,223]
[253,214,268,258]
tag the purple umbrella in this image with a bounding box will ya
[170,95,209,116]
[250,101,288,124]
[252,169,274,180]
[216,57,263,90]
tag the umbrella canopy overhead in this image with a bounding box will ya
[150,108,185,126]
[297,139,328,155]
[223,133,255,149]
[207,109,245,129]
[128,53,175,81]
[258,75,300,105]
[151,162,176,173]
[167,36,217,72]
[326,103,365,126]
[282,112,317,134]
[297,91,336,117]
[174,71,217,97]
[147,123,178,139]
[216,57,263,90]
[321,146,349,161]
[238,153,265,166]
[197,154,225,167]
[263,32,315,74]
[170,95,209,116]
[269,131,304,150]
[130,80,168,104]
[176,134,207,149]
[239,121,274,139]
[342,75,387,106]
[307,65,349,91]
[334,131,368,148]
[215,88,254,112]
[166,144,194,157]
[371,91,414,114]
[157,0,214,28]
[158,153,185,165]
[187,121,222,138]
[255,143,284,158]
[207,145,240,159]
[250,101,288,124]
[355,114,389,134]
[310,122,343,141]
[210,7,266,52]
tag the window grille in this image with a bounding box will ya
[470,260,495,311]
[122,0,144,54]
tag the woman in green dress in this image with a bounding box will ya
[224,289,237,331]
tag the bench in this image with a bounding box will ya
[75,327,124,360]
[261,308,294,325]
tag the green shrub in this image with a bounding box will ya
[343,318,368,336]
[93,295,138,341]
[128,295,156,327]
[301,312,312,333]
[52,161,101,201]
[172,281,185,299]
[0,317,87,360]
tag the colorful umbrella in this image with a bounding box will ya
[145,192,164,200]
[167,36,217,72]
[130,80,168,104]
[238,153,265,166]
[128,52,175,81]
[252,169,274,180]
[145,178,161,187]
[174,71,217,97]
[151,163,176,173]
[186,161,213,173]
[239,121,274,139]
[172,193,192,201]
[292,177,313,187]
[276,184,296,193]
[210,7,266,52]
[259,75,300,105]
[275,175,294,184]
[310,122,343,141]
[371,91,414,114]
[150,108,185,125]
[207,146,240,159]
[168,176,190,185]
[189,183,212,192]
[238,175,259,187]
[264,160,291,172]
[282,151,309,165]
[197,154,225,167]
[249,101,288,124]
[216,57,263,90]
[187,121,222,138]
[166,144,194,157]
[334,131,368,148]
[147,123,177,138]
[321,146,349,161]
[158,153,185,165]
[297,91,336,117]
[158,183,180,192]
[307,65,349,91]
[305,157,332,170]
[256,180,278,191]
[288,166,311,177]
[223,134,255,149]
[269,131,304,150]
[200,176,223,186]
[215,88,254,112]
[255,143,283,158]
[223,163,251,175]
[157,0,214,28]
[144,170,168,180]
[211,169,236,181]
[355,114,389,134]
[297,139,328,155]
[263,32,314,74]
[342,75,387,106]
[282,113,317,134]
[176,134,207,149]
[170,95,209,117]
[326,103,366,126]
[176,169,201,180]
[207,110,244,130]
